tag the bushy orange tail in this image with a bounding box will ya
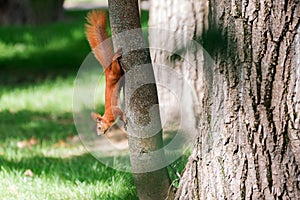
[86,10,125,135]
[85,10,113,68]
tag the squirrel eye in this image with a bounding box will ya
[98,126,101,130]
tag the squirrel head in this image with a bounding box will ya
[91,112,110,135]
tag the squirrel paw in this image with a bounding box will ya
[112,107,126,124]
[112,48,122,61]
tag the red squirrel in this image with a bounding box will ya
[85,10,125,135]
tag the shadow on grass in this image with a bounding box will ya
[0,9,149,86]
[0,10,92,85]
[0,109,75,141]
[0,153,138,199]
[0,152,131,183]
[0,109,137,199]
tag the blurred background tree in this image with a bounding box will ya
[0,0,64,25]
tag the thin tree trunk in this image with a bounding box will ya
[150,0,300,199]
[108,0,173,199]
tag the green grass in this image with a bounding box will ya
[0,75,138,199]
[0,9,138,200]
[0,10,90,85]
[0,8,187,200]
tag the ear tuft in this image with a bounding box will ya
[91,112,102,122]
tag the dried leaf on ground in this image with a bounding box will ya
[24,169,34,177]
[17,137,39,149]
[53,139,67,148]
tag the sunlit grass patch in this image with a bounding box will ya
[0,153,137,200]
[0,77,74,113]
[0,10,90,74]
[0,74,138,199]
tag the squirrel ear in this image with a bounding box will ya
[91,112,102,122]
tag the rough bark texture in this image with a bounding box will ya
[108,0,173,199]
[150,0,300,199]
[0,0,64,25]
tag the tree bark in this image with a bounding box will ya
[149,0,300,199]
[0,0,64,25]
[108,0,173,199]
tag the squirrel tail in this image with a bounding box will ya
[85,10,113,68]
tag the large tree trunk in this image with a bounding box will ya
[108,0,173,199]
[0,0,64,25]
[149,0,300,199]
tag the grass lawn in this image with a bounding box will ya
[0,8,187,200]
